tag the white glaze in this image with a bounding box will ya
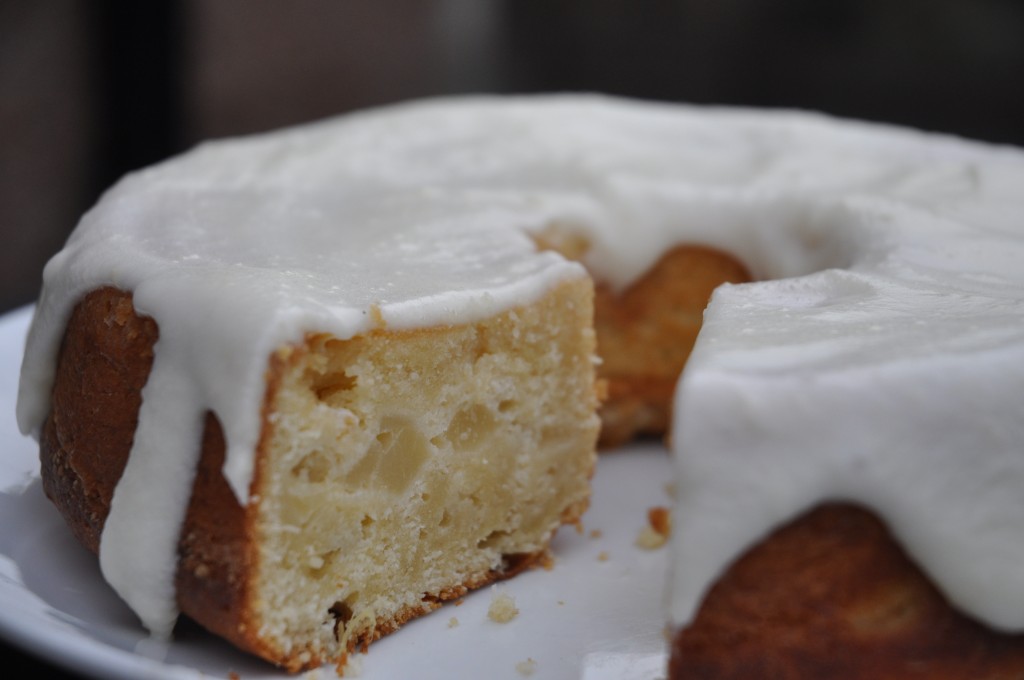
[14,95,1024,639]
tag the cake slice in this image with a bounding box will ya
[41,279,599,671]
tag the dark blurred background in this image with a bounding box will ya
[3,0,1024,315]
[2,0,1024,675]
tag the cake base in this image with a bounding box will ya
[669,504,1024,679]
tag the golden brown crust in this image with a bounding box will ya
[669,503,1024,679]
[174,412,259,660]
[41,288,156,552]
[40,287,261,655]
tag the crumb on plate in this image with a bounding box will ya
[636,506,672,549]
[516,658,538,675]
[488,588,519,623]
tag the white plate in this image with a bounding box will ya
[0,305,674,680]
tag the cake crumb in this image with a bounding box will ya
[454,598,465,606]
[597,551,609,562]
[589,528,603,539]
[635,525,666,549]
[343,654,363,677]
[649,506,672,535]
[333,653,363,678]
[448,616,460,628]
[637,506,672,549]
[488,588,519,622]
[516,658,538,676]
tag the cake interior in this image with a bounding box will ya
[244,276,599,667]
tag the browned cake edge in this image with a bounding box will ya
[669,503,1024,679]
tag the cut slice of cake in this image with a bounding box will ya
[41,277,599,671]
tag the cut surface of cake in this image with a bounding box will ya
[15,94,1024,676]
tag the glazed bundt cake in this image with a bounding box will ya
[17,95,1024,676]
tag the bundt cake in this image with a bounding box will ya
[16,94,1024,676]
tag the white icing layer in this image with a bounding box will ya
[15,95,1024,638]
